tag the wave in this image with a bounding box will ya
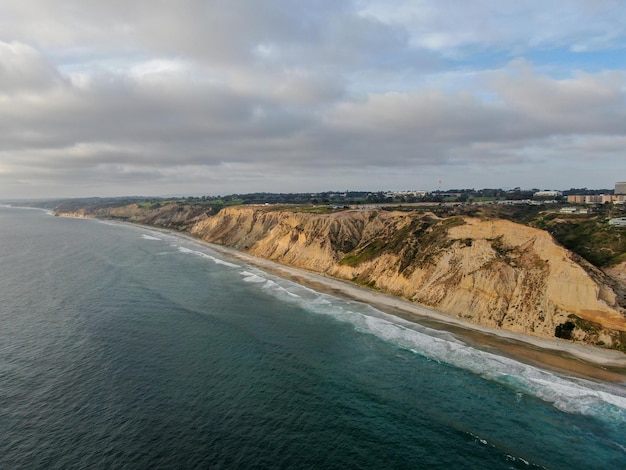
[141,234,162,241]
[241,271,267,283]
[136,231,626,423]
[134,228,242,270]
[170,244,241,268]
[261,278,302,298]
[234,265,626,423]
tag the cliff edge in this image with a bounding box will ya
[58,204,626,350]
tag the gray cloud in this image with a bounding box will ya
[0,2,625,197]
[0,42,66,92]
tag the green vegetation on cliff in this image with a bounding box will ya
[48,194,626,269]
[339,216,466,269]
[530,213,626,267]
[50,197,626,351]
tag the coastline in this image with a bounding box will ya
[208,243,626,382]
[66,215,626,383]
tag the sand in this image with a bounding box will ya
[88,219,626,383]
[194,240,626,384]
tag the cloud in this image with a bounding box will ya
[0,42,65,92]
[487,60,626,137]
[0,2,625,197]
[2,54,626,196]
[360,0,626,55]
[1,1,401,67]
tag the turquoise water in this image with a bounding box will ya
[1,206,625,469]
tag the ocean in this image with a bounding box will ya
[1,205,625,469]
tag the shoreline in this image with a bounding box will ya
[180,237,626,384]
[66,215,626,383]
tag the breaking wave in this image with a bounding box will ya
[233,265,626,423]
[145,232,626,423]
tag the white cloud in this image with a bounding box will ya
[0,1,625,197]
[488,60,626,133]
[359,0,626,56]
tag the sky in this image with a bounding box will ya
[1,0,625,199]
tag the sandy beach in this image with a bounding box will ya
[182,237,626,384]
[92,219,626,383]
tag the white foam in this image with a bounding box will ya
[174,245,241,268]
[234,265,626,422]
[260,279,301,298]
[208,256,240,268]
[360,318,626,421]
[141,234,162,241]
[263,279,278,289]
[195,251,241,268]
[241,271,267,283]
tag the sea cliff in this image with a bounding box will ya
[56,203,626,351]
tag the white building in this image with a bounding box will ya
[385,190,428,198]
[615,182,626,195]
[560,207,589,214]
[533,190,562,198]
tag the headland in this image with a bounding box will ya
[47,197,626,381]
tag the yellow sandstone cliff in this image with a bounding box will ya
[58,203,626,349]
[190,206,626,348]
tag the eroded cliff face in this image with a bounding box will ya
[58,203,210,229]
[57,203,626,349]
[190,206,626,349]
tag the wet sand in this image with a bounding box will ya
[101,220,626,384]
[198,241,626,384]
